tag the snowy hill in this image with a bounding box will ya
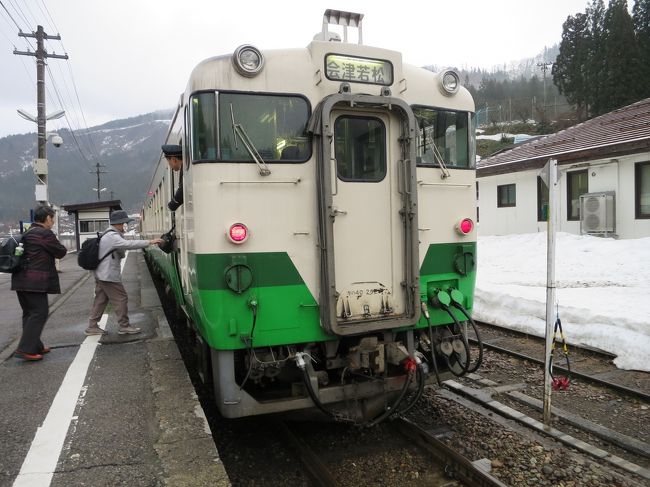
[0,110,172,224]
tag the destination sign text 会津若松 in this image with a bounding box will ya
[325,54,393,86]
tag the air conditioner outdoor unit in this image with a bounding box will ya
[579,191,616,237]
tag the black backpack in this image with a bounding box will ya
[77,229,115,270]
[0,233,26,273]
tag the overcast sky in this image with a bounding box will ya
[0,0,591,138]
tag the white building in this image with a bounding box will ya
[477,98,650,239]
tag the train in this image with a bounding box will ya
[141,9,482,424]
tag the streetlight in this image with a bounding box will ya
[92,187,107,201]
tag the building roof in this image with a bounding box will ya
[477,97,650,177]
[61,200,122,213]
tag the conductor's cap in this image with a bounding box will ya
[162,144,182,157]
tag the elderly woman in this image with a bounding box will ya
[12,206,67,361]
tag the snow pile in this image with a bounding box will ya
[473,232,650,372]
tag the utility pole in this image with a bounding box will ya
[540,158,559,426]
[537,62,554,126]
[91,162,107,200]
[14,25,68,205]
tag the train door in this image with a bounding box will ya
[179,107,192,307]
[312,94,420,335]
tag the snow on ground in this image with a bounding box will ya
[473,232,650,372]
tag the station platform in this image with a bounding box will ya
[0,251,231,486]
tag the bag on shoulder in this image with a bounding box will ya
[78,230,114,270]
[0,234,25,273]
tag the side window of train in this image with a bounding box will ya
[334,116,386,182]
[190,91,311,163]
[184,105,191,170]
[413,106,472,169]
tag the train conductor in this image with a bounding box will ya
[162,144,183,211]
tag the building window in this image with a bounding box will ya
[79,219,109,233]
[497,184,516,207]
[537,176,549,221]
[636,161,650,219]
[567,170,588,221]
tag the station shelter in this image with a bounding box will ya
[61,200,123,251]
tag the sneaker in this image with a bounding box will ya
[85,326,107,336]
[15,350,43,361]
[118,325,142,335]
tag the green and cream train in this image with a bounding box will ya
[142,10,482,423]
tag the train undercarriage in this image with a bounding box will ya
[196,308,484,424]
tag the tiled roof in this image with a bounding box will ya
[477,97,650,176]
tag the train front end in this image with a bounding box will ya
[149,10,478,422]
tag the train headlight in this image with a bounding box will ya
[456,218,474,236]
[438,68,460,96]
[227,223,249,244]
[232,45,265,77]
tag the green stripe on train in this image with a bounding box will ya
[195,252,303,290]
[185,244,476,350]
[418,241,477,323]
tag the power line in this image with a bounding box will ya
[0,0,23,30]
[37,0,58,32]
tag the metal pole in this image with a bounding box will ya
[543,158,558,426]
[35,26,46,161]
[15,25,68,206]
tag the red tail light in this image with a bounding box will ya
[228,223,249,244]
[456,218,474,235]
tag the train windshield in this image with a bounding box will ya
[413,107,475,169]
[190,92,310,163]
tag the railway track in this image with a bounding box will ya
[448,320,650,482]
[280,418,507,487]
[470,321,650,401]
[391,418,508,487]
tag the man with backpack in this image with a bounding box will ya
[85,210,162,336]
[11,205,67,361]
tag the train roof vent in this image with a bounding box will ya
[319,9,364,44]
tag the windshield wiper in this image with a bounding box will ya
[230,104,271,176]
[430,140,451,179]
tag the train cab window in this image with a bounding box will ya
[413,107,473,169]
[190,91,310,163]
[191,92,218,161]
[334,116,386,182]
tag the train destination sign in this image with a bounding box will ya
[325,54,393,86]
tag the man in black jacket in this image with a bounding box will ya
[11,206,67,361]
[162,144,183,211]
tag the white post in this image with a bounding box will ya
[543,158,558,426]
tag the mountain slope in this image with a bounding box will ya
[0,110,172,223]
